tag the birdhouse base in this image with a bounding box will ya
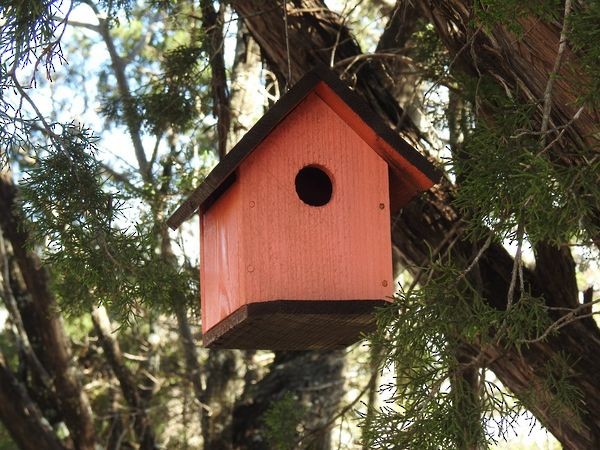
[202,300,390,350]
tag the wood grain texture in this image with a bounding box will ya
[240,92,392,303]
[222,3,600,446]
[200,180,245,332]
[203,300,390,350]
[313,81,433,210]
[200,92,394,343]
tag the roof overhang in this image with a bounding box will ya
[167,65,441,230]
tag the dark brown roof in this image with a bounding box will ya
[167,65,440,230]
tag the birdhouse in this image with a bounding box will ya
[167,66,438,350]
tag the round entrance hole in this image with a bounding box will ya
[294,165,333,207]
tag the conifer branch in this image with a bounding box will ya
[522,298,600,344]
[506,222,524,310]
[540,0,573,145]
[82,0,151,182]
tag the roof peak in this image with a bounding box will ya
[167,66,439,230]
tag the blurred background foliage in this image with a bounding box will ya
[0,0,599,449]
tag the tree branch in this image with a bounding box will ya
[540,0,573,144]
[0,171,97,450]
[83,0,151,182]
[200,0,230,160]
[0,353,67,450]
[231,2,600,446]
[91,306,158,450]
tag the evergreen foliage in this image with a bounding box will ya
[19,125,196,322]
[99,45,209,135]
[453,81,600,245]
[361,0,598,447]
[473,0,562,33]
[0,423,12,450]
[0,0,598,449]
[364,263,566,449]
[0,0,62,69]
[568,2,600,106]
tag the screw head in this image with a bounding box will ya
[247,265,254,273]
[381,280,388,287]
[379,203,385,210]
[249,201,256,208]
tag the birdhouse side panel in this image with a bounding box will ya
[239,92,393,303]
[200,180,246,332]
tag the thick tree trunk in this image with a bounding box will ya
[200,0,230,159]
[0,171,97,450]
[232,1,600,448]
[0,354,67,450]
[231,0,424,146]
[393,193,600,449]
[414,0,600,248]
[376,2,429,132]
[233,351,345,450]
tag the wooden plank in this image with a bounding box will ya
[166,70,322,229]
[202,299,390,350]
[200,180,246,332]
[239,92,393,304]
[312,75,440,184]
[314,81,436,206]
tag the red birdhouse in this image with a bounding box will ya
[167,66,438,350]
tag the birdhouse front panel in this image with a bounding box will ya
[239,92,392,304]
[199,91,393,344]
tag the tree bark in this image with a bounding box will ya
[376,1,427,129]
[91,307,157,450]
[200,0,230,160]
[91,3,150,181]
[231,1,600,448]
[200,349,245,450]
[414,0,600,248]
[0,171,97,450]
[231,0,424,145]
[393,195,600,449]
[0,354,67,450]
[233,351,345,450]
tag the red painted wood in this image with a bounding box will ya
[201,91,394,338]
[239,92,392,305]
[314,81,434,207]
[200,180,245,332]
